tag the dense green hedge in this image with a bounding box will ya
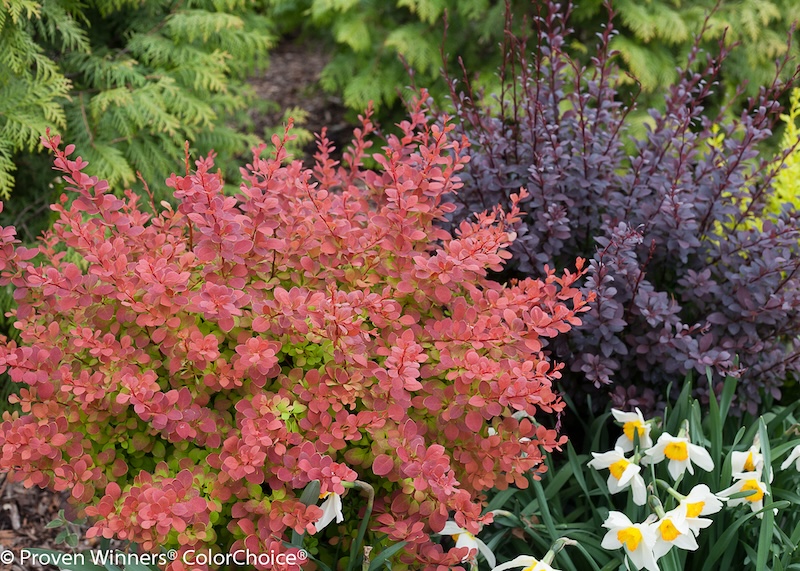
[0,0,274,199]
[280,0,515,111]
[5,0,800,204]
[571,0,800,100]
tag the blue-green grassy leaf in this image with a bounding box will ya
[771,486,800,506]
[590,410,612,453]
[346,483,376,571]
[719,374,737,424]
[742,541,758,565]
[782,518,800,567]
[485,488,519,512]
[758,417,775,571]
[706,368,723,488]
[570,540,605,571]
[702,506,763,571]
[719,538,736,570]
[566,443,598,515]
[303,552,333,571]
[544,462,578,499]
[771,438,800,460]
[531,478,558,540]
[367,542,407,571]
[298,480,321,505]
[521,525,551,552]
[598,559,622,571]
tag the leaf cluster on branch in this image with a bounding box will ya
[446,2,800,415]
[0,99,591,569]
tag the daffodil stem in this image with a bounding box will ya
[542,537,577,565]
[346,480,375,569]
[649,495,667,518]
[347,480,375,507]
[361,546,372,571]
[342,480,375,506]
[655,478,686,501]
[678,419,690,439]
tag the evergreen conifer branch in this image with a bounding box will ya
[0,0,273,202]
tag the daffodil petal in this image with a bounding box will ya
[632,475,647,506]
[667,459,685,480]
[603,511,634,529]
[491,555,538,571]
[455,532,478,551]
[440,521,467,535]
[628,540,659,571]
[690,444,714,471]
[672,532,699,551]
[314,493,344,532]
[780,445,800,471]
[601,529,623,550]
[476,538,497,568]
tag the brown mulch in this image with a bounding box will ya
[247,39,355,165]
[0,475,93,571]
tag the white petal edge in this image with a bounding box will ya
[491,555,538,571]
[476,538,497,568]
[690,444,715,472]
[440,521,467,535]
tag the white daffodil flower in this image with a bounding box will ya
[588,448,647,505]
[611,408,653,452]
[676,484,724,535]
[650,509,698,560]
[643,432,714,480]
[732,448,762,474]
[440,521,496,568]
[601,511,659,571]
[731,436,772,483]
[780,443,800,472]
[314,492,344,532]
[492,555,558,571]
[718,475,774,518]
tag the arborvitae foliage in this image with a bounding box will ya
[0,0,273,200]
[571,0,800,101]
[264,0,800,123]
[447,2,800,416]
[269,0,530,113]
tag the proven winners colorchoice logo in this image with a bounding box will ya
[7,548,310,567]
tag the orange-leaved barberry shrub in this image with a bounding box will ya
[0,96,592,570]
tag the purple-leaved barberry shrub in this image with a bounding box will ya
[446,1,800,415]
